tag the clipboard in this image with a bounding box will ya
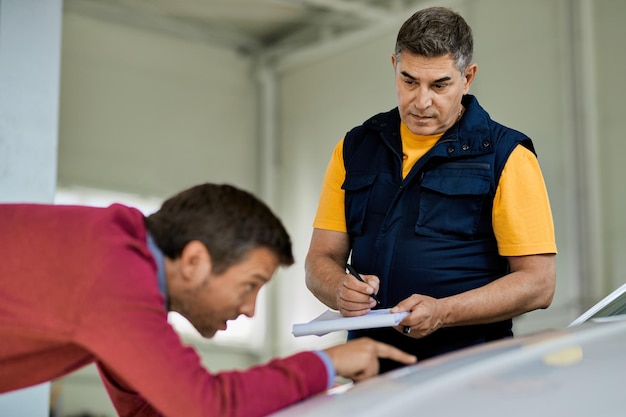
[292,308,409,337]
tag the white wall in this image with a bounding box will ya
[595,0,626,294]
[58,13,259,197]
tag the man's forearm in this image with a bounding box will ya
[305,255,344,310]
[440,254,556,327]
[305,228,353,311]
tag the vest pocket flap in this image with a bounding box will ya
[342,173,378,191]
[421,173,490,196]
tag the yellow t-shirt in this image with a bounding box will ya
[313,122,557,256]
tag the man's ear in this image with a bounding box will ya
[463,63,478,93]
[179,240,212,285]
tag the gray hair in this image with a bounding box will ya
[394,7,473,73]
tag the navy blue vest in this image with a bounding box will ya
[343,95,535,368]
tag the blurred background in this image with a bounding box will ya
[1,0,625,415]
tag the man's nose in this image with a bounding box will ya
[239,298,256,318]
[414,87,432,110]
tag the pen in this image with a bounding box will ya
[346,264,381,305]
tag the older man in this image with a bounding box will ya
[305,7,557,372]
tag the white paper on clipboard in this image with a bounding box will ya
[292,308,409,337]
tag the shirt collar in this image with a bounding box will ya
[146,232,168,310]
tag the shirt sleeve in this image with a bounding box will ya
[492,145,558,256]
[313,139,348,232]
[313,350,336,389]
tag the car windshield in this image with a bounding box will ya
[569,282,626,326]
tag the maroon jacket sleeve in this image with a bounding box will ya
[97,351,328,417]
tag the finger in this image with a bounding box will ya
[393,321,433,339]
[338,300,376,317]
[341,275,377,299]
[339,287,376,307]
[344,275,377,297]
[374,342,417,365]
[392,324,411,337]
[362,274,380,294]
[338,283,378,314]
[350,365,376,382]
[339,308,371,317]
[390,294,420,313]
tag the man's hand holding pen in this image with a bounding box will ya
[339,265,445,339]
[336,264,381,317]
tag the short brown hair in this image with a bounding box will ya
[146,183,294,274]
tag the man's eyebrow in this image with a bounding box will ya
[254,273,271,283]
[400,72,452,84]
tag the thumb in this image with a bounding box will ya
[390,296,416,313]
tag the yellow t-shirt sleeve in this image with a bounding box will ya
[493,145,557,256]
[313,139,348,232]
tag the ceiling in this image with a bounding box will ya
[63,0,426,59]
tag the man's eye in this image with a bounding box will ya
[433,84,445,90]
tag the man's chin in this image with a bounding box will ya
[195,321,227,338]
[198,328,218,338]
[407,122,439,136]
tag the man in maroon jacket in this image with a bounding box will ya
[0,183,415,417]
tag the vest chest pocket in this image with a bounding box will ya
[415,166,492,239]
[342,173,378,235]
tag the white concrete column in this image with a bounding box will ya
[0,0,62,203]
[0,0,62,415]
